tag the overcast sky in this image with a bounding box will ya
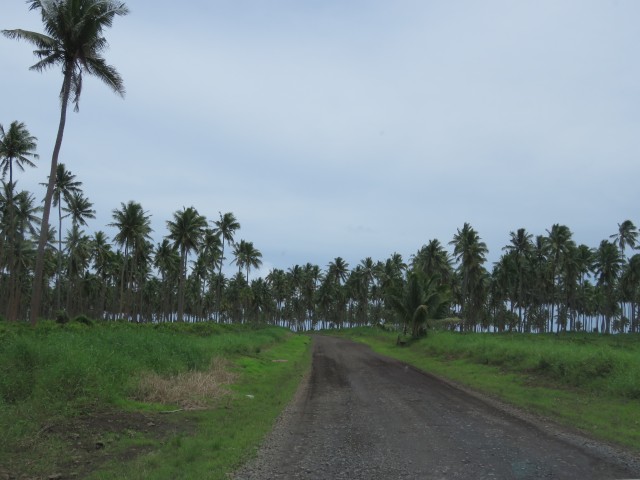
[2,0,639,278]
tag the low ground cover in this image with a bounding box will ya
[335,327,640,452]
[0,320,311,479]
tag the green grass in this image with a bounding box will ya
[335,327,640,451]
[0,320,311,479]
[88,334,311,479]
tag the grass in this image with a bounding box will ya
[334,327,640,452]
[88,333,311,479]
[0,319,311,479]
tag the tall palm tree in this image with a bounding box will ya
[1,185,41,320]
[3,0,128,324]
[64,223,91,314]
[327,257,349,285]
[46,163,82,310]
[153,239,180,322]
[620,254,640,333]
[592,239,623,333]
[62,191,95,227]
[90,230,113,318]
[0,121,39,184]
[503,228,533,331]
[610,220,638,324]
[545,224,575,332]
[167,207,207,322]
[411,239,453,283]
[232,239,263,283]
[450,223,488,331]
[198,227,223,317]
[213,212,240,319]
[110,201,152,318]
[610,220,638,259]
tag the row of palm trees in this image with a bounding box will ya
[1,155,640,333]
[3,1,640,333]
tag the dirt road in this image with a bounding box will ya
[234,335,639,479]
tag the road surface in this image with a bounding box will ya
[234,335,639,479]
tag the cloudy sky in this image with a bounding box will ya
[2,0,639,278]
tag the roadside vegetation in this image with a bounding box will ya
[336,327,640,452]
[0,320,311,479]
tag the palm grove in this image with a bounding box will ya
[2,0,640,334]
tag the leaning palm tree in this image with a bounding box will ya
[0,121,39,184]
[167,207,207,322]
[3,0,128,324]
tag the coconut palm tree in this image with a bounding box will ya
[46,163,83,309]
[411,239,453,282]
[1,185,41,320]
[3,0,128,324]
[62,191,95,227]
[167,207,207,322]
[213,212,240,319]
[450,223,488,331]
[64,223,91,314]
[267,268,289,325]
[610,220,638,323]
[545,224,575,332]
[90,230,112,318]
[593,239,623,333]
[610,220,638,259]
[232,239,263,283]
[0,121,39,185]
[153,239,180,322]
[503,228,533,331]
[110,201,152,318]
[620,254,640,332]
[387,271,450,338]
[327,257,349,285]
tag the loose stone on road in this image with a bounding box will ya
[234,335,639,479]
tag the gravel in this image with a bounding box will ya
[233,335,640,480]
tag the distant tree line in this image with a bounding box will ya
[2,0,639,333]
[1,139,639,333]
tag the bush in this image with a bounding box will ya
[55,309,70,324]
[72,315,94,326]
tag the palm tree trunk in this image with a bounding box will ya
[56,201,63,310]
[30,68,72,326]
[216,243,225,321]
[177,248,186,322]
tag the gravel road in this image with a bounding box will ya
[233,335,640,479]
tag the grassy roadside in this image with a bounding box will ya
[334,328,640,452]
[0,320,311,479]
[89,333,311,479]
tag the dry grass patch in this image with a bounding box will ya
[134,358,238,410]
